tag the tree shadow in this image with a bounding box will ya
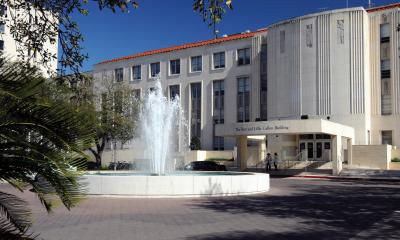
[186,179,400,239]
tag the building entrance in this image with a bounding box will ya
[299,134,331,161]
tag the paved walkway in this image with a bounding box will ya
[2,178,400,240]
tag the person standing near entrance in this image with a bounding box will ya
[265,153,272,172]
[273,153,279,171]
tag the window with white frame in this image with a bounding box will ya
[131,65,141,81]
[237,77,250,122]
[381,130,392,145]
[150,62,160,78]
[0,5,7,17]
[169,85,180,100]
[191,55,202,72]
[237,48,250,66]
[0,21,4,33]
[213,52,225,69]
[213,80,224,124]
[170,59,180,75]
[114,68,123,82]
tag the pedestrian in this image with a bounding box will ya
[273,152,279,171]
[265,153,272,172]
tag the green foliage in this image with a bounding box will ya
[193,0,233,37]
[87,74,140,168]
[0,58,95,239]
[0,0,232,74]
[0,0,139,74]
[190,136,201,150]
[391,157,400,162]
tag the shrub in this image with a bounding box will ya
[190,136,201,150]
[391,157,400,162]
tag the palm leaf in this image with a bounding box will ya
[0,58,96,234]
[0,191,31,231]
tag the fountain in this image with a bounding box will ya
[139,80,184,175]
[85,79,269,197]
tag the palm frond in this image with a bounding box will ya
[0,58,96,235]
[0,191,31,231]
[0,218,37,240]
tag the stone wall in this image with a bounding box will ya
[352,145,391,169]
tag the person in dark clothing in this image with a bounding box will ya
[265,153,272,172]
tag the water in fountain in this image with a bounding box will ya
[139,79,187,175]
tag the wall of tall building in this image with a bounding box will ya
[93,34,267,150]
[369,6,400,147]
[93,4,400,153]
[266,7,372,145]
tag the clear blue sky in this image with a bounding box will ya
[74,0,399,71]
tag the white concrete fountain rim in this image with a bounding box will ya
[84,171,269,198]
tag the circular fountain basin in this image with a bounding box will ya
[84,171,269,197]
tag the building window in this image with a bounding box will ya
[213,52,225,69]
[131,65,141,81]
[132,89,141,100]
[237,48,250,66]
[260,44,267,73]
[213,135,224,150]
[381,130,392,145]
[260,44,268,121]
[306,24,313,48]
[213,80,224,124]
[0,21,4,33]
[170,59,180,75]
[169,85,180,100]
[190,83,202,139]
[237,77,250,122]
[0,40,3,51]
[380,23,390,43]
[0,5,7,17]
[260,74,268,120]
[381,78,392,115]
[191,55,202,72]
[213,80,224,150]
[337,20,345,44]
[280,30,285,53]
[150,62,160,78]
[114,68,123,82]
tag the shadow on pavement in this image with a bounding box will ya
[186,179,400,240]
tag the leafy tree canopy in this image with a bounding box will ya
[0,0,233,75]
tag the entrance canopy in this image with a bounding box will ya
[215,119,354,139]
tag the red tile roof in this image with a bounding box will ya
[97,29,267,65]
[366,2,400,13]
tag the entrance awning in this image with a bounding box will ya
[215,119,354,139]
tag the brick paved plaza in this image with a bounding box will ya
[2,178,400,240]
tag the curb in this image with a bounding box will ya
[286,174,400,182]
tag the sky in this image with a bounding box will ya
[73,0,399,72]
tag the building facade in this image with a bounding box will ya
[93,3,400,171]
[0,3,58,76]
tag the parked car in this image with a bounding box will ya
[184,161,227,171]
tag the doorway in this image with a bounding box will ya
[299,134,331,161]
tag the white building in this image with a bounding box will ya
[93,3,400,173]
[0,3,58,76]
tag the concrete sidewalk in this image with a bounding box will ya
[245,168,400,182]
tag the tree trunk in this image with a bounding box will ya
[89,137,106,169]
